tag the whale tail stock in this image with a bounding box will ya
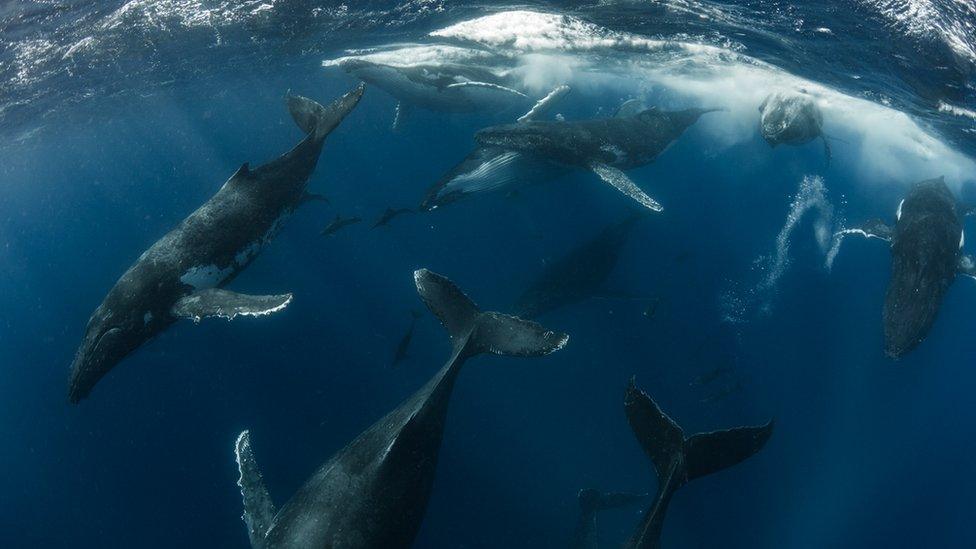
[623,378,772,548]
[286,82,366,140]
[413,268,569,358]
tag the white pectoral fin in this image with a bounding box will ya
[235,431,276,549]
[590,163,663,212]
[517,85,571,123]
[958,255,976,280]
[172,289,293,323]
[836,218,893,242]
[445,81,527,97]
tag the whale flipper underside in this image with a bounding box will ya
[623,379,773,549]
[590,163,663,212]
[171,289,293,322]
[235,431,277,549]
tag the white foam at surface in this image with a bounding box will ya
[415,10,976,191]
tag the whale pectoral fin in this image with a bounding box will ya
[839,218,893,242]
[958,255,976,280]
[517,85,571,123]
[393,101,412,132]
[446,81,528,98]
[235,431,276,549]
[172,289,293,323]
[590,163,663,212]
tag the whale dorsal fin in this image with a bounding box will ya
[589,163,663,212]
[235,431,277,549]
[171,289,293,323]
[517,85,571,123]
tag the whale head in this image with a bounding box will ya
[68,278,172,403]
[758,92,823,146]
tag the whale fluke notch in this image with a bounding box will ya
[235,430,276,549]
[623,378,773,548]
[590,163,663,212]
[171,289,293,323]
[414,268,569,356]
[286,83,365,139]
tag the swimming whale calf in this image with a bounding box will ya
[758,91,831,162]
[66,84,365,403]
[837,176,975,358]
[515,213,647,319]
[623,378,772,548]
[571,489,646,549]
[422,88,717,212]
[234,268,568,548]
[327,46,528,130]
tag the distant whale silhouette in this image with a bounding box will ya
[623,378,772,548]
[67,84,365,403]
[838,176,976,358]
[422,87,717,212]
[515,213,647,319]
[571,488,646,549]
[234,269,568,548]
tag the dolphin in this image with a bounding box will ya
[234,269,568,548]
[327,46,528,130]
[422,88,717,212]
[371,207,413,229]
[571,489,646,549]
[320,213,362,236]
[623,379,773,548]
[758,91,831,162]
[514,213,647,319]
[66,84,366,404]
[837,176,975,358]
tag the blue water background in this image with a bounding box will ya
[2,2,976,548]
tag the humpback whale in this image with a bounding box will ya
[66,84,365,404]
[758,91,831,162]
[234,269,568,548]
[422,88,716,212]
[329,48,528,129]
[623,379,772,548]
[570,489,646,549]
[838,176,975,358]
[514,213,647,319]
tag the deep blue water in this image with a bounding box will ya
[2,2,976,548]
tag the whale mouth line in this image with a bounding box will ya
[91,326,122,357]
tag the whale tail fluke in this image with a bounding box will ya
[414,268,569,357]
[235,430,277,549]
[623,378,772,548]
[286,83,365,140]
